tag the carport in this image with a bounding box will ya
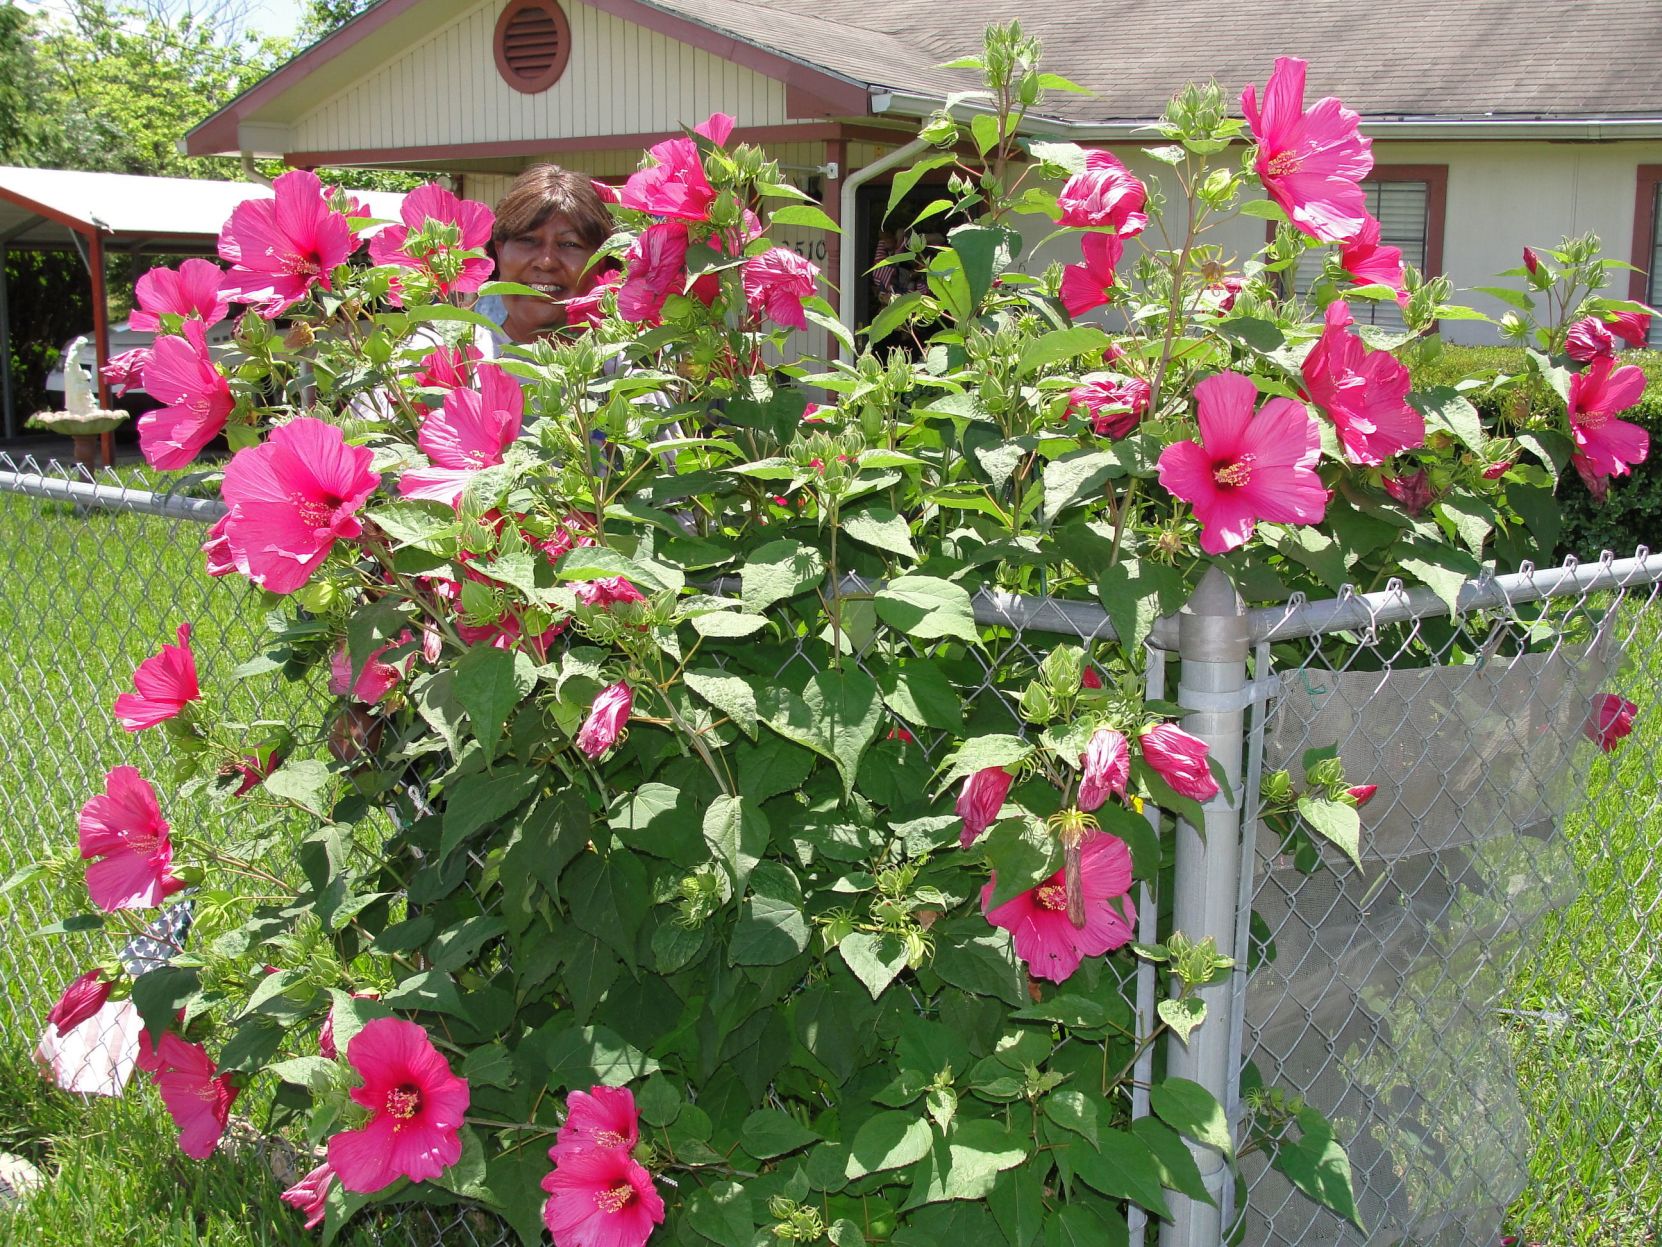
[0,166,405,459]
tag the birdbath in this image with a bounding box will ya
[27,336,129,472]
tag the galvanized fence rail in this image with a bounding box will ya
[2,450,1660,1247]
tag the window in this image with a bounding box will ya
[1632,166,1662,348]
[1289,165,1447,331]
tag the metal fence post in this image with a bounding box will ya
[1161,566,1251,1247]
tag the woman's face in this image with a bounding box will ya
[494,211,601,341]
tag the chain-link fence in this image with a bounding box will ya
[3,450,1660,1246]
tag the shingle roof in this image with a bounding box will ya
[649,0,1662,122]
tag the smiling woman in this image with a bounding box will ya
[482,164,617,344]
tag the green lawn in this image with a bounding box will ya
[1502,596,1662,1244]
[0,467,1658,1243]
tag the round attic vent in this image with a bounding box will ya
[494,0,572,95]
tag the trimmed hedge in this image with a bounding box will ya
[1408,346,1662,560]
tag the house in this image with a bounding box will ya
[184,0,1662,346]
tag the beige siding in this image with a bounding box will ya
[289,0,793,156]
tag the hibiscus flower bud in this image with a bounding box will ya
[577,682,634,758]
[1138,723,1220,802]
[1522,247,1541,277]
[280,1162,336,1231]
[1584,692,1638,753]
[46,970,111,1037]
[1081,666,1104,690]
[956,766,1015,847]
[1382,470,1437,517]
[1345,784,1378,807]
[1076,728,1130,813]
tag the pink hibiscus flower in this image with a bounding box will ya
[328,640,403,704]
[201,513,250,579]
[150,1033,238,1159]
[617,222,692,324]
[137,321,233,470]
[327,1017,471,1192]
[1076,728,1130,813]
[1066,376,1150,439]
[220,418,380,595]
[620,137,716,222]
[564,272,622,330]
[218,169,357,317]
[1242,56,1373,243]
[1382,469,1437,516]
[551,1085,640,1162]
[1059,231,1124,319]
[1139,723,1220,802]
[542,1146,665,1247]
[281,1162,336,1231]
[412,343,482,403]
[1300,300,1424,465]
[130,258,229,332]
[577,682,634,758]
[1584,692,1638,752]
[78,766,185,911]
[102,347,152,397]
[400,363,524,507]
[956,766,1015,848]
[1566,317,1616,364]
[694,112,737,145]
[590,178,621,204]
[1337,215,1406,300]
[742,247,820,330]
[1055,150,1147,237]
[46,970,111,1037]
[368,183,495,300]
[575,577,647,608]
[114,622,200,730]
[1567,355,1649,490]
[981,832,1136,983]
[1610,310,1653,348]
[1156,372,1327,554]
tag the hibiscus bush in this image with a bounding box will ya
[28,23,1656,1247]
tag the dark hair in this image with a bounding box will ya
[490,164,613,252]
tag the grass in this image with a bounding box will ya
[0,465,1659,1242]
[1501,597,1662,1244]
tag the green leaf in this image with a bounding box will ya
[769,203,841,234]
[845,1111,933,1179]
[981,816,1063,908]
[878,660,964,732]
[439,766,540,864]
[969,112,1001,157]
[703,795,769,895]
[1092,556,1188,652]
[538,1024,660,1087]
[885,154,957,222]
[1043,1203,1129,1247]
[741,1108,821,1159]
[838,931,910,999]
[1412,386,1486,453]
[131,966,198,1041]
[1216,316,1285,353]
[412,669,465,756]
[740,539,825,609]
[905,1119,1028,1205]
[460,1043,515,1089]
[989,1164,1047,1247]
[433,1128,490,1201]
[1262,524,1350,592]
[842,506,918,561]
[689,610,770,638]
[1130,1117,1214,1205]
[683,668,759,739]
[1271,1108,1363,1229]
[454,644,535,763]
[382,970,467,1018]
[932,924,1024,1007]
[1016,326,1112,378]
[1394,535,1481,616]
[876,575,979,644]
[731,861,809,965]
[802,667,885,796]
[949,224,1015,309]
[1041,451,1120,526]
[1296,795,1362,868]
[1067,1129,1173,1218]
[1157,996,1207,1044]
[1150,1076,1235,1158]
[429,915,509,974]
[1041,1088,1099,1148]
[1238,199,1287,222]
[262,759,334,818]
[865,290,929,344]
[685,1179,755,1246]
[266,1056,338,1092]
[1436,490,1496,560]
[935,734,1032,790]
